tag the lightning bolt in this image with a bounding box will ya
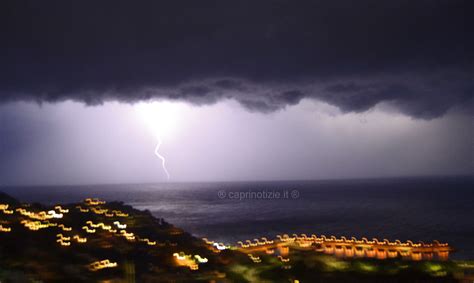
[154,137,170,180]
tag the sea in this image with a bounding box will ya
[1,176,473,259]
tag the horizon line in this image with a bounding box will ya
[1,174,472,188]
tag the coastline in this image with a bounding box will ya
[1,191,473,282]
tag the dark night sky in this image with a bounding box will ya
[0,1,472,185]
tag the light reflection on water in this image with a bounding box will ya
[2,177,473,259]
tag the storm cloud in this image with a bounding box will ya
[1,0,472,118]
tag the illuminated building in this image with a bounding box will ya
[173,252,200,270]
[234,233,452,261]
[0,224,11,232]
[89,259,117,271]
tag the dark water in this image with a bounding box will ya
[2,176,473,259]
